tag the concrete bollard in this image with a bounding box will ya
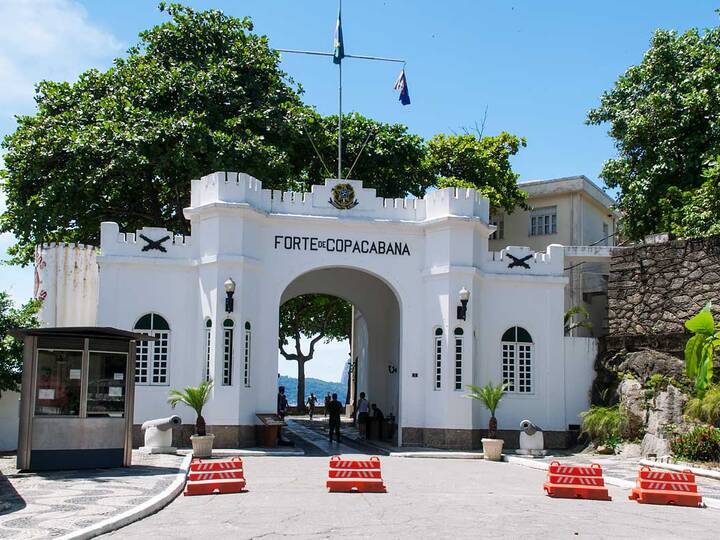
[139,415,182,454]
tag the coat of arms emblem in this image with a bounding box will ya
[329,183,359,210]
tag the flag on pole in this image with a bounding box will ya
[394,68,411,105]
[333,9,344,64]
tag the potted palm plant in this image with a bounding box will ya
[465,382,506,461]
[168,379,214,458]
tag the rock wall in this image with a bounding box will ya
[608,235,720,340]
[596,235,720,457]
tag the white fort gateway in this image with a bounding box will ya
[36,172,596,449]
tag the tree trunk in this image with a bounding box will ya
[488,415,497,439]
[297,360,307,413]
[196,414,206,436]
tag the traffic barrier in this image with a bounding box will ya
[326,455,387,493]
[184,457,247,496]
[629,466,702,507]
[543,461,611,501]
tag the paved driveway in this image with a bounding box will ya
[102,455,720,539]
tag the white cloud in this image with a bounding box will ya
[0,0,122,113]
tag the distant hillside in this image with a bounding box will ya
[278,375,347,406]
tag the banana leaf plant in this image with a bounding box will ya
[168,379,214,436]
[465,382,506,438]
[685,303,720,399]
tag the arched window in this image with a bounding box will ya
[501,326,533,393]
[454,328,464,391]
[222,319,234,386]
[243,322,252,387]
[133,313,170,385]
[433,328,443,390]
[205,319,212,381]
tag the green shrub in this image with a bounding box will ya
[670,426,720,462]
[580,405,628,444]
[685,385,720,426]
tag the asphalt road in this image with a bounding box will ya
[101,455,720,539]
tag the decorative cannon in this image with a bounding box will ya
[139,415,182,454]
[518,419,546,456]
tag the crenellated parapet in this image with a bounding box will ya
[99,222,191,258]
[481,244,565,276]
[185,171,490,223]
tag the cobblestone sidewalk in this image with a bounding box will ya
[0,451,184,539]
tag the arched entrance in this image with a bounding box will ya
[279,267,401,437]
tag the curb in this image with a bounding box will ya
[639,459,720,481]
[390,451,484,459]
[58,453,192,540]
[505,455,720,509]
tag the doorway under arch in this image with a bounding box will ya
[278,267,402,437]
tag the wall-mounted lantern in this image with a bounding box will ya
[457,287,470,321]
[224,278,236,313]
[388,365,398,374]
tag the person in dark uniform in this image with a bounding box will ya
[327,392,343,444]
[324,392,331,417]
[277,386,288,419]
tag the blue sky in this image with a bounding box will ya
[0,0,717,379]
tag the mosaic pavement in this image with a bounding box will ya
[0,451,183,539]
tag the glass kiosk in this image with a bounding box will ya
[13,327,154,471]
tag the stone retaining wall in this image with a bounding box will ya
[608,235,720,339]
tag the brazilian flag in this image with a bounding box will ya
[333,9,344,64]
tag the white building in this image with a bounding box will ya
[34,172,596,449]
[489,176,619,336]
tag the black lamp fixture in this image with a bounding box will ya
[388,365,397,374]
[456,287,470,321]
[224,278,236,313]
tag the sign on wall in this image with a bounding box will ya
[274,235,410,256]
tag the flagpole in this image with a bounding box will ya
[338,53,342,180]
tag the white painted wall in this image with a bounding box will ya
[563,336,597,426]
[35,243,98,326]
[0,391,20,451]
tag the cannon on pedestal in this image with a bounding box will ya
[517,419,547,456]
[139,415,182,454]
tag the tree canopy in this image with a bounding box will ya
[587,20,720,240]
[1,3,527,265]
[1,3,310,264]
[427,132,528,211]
[0,293,39,396]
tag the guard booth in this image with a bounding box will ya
[13,327,153,471]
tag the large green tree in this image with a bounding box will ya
[426,132,528,211]
[1,3,311,265]
[302,112,431,198]
[587,19,720,240]
[0,293,39,397]
[279,295,351,409]
[1,4,528,266]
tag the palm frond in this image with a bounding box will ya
[168,379,213,416]
[464,382,506,415]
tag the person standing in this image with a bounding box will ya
[277,385,288,420]
[327,392,343,444]
[324,392,332,417]
[306,392,318,420]
[356,392,369,440]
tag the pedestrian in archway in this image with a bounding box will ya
[324,392,331,417]
[306,392,318,420]
[357,392,369,440]
[327,393,343,444]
